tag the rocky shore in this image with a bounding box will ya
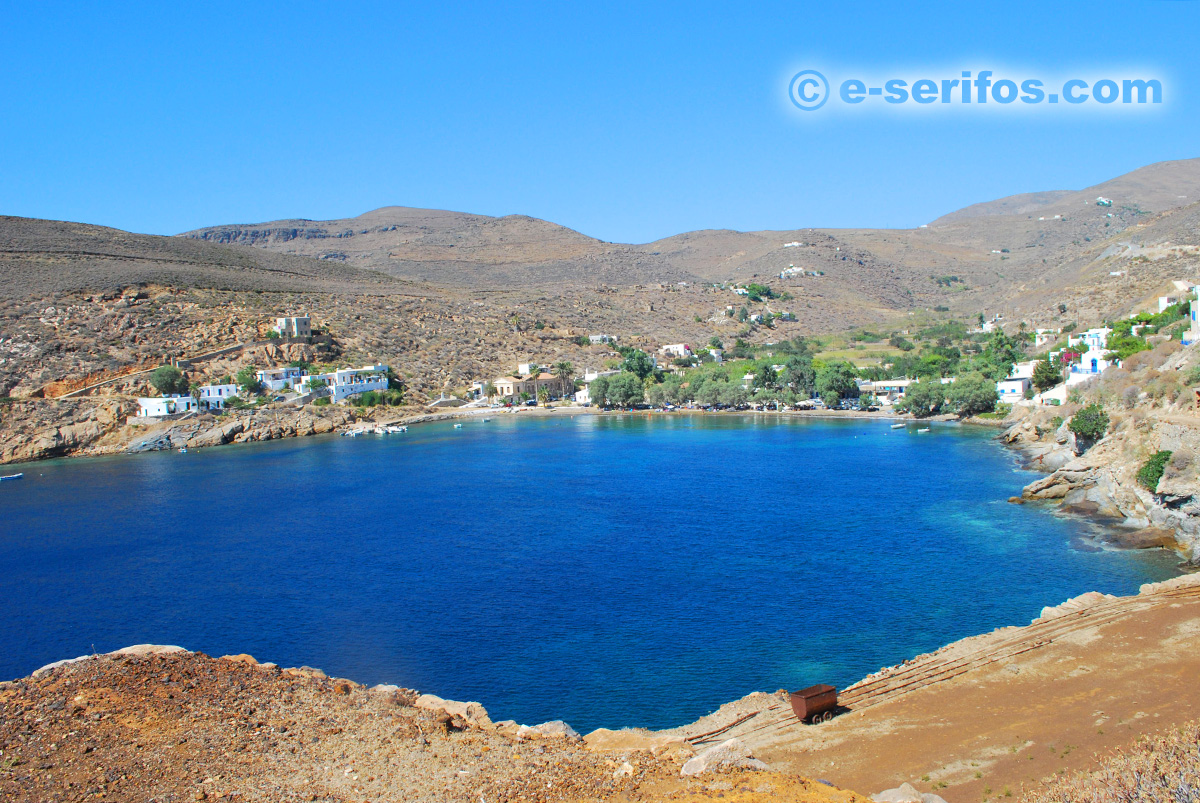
[998,342,1200,565]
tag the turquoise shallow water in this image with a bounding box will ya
[0,414,1180,731]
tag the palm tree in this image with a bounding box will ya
[526,363,540,379]
[553,361,574,398]
[482,381,497,402]
[538,387,550,407]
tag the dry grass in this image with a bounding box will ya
[1024,720,1200,803]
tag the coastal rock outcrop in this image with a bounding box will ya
[679,738,768,776]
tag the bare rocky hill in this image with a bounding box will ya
[178,158,1200,332]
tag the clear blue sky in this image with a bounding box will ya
[2,1,1197,243]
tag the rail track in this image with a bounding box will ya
[688,582,1200,746]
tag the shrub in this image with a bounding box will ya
[312,397,331,406]
[1137,450,1173,490]
[150,365,189,395]
[1121,385,1140,409]
[1069,403,1110,441]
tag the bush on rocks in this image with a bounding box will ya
[1137,450,1173,491]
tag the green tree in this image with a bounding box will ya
[537,387,550,406]
[588,376,609,407]
[150,365,189,396]
[755,363,779,390]
[482,381,497,401]
[553,361,574,395]
[737,306,749,323]
[719,383,749,408]
[783,355,817,398]
[236,367,263,395]
[1031,359,1062,392]
[606,372,645,407]
[902,381,945,418]
[815,361,859,407]
[709,336,724,350]
[981,330,1022,380]
[945,373,997,416]
[1069,403,1110,443]
[621,350,656,380]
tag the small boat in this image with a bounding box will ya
[482,418,492,422]
[890,423,905,429]
[373,426,386,435]
[453,423,463,429]
[917,427,930,433]
[179,447,188,453]
[0,473,23,481]
[386,425,408,434]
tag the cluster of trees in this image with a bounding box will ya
[897,373,999,418]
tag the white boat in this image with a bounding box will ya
[890,423,905,429]
[386,425,408,434]
[373,426,386,435]
[453,423,463,429]
[482,418,492,422]
[917,427,930,433]
[179,447,187,453]
[0,473,23,481]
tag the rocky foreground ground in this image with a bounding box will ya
[0,647,866,803]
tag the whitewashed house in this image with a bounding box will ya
[660,343,693,359]
[298,364,389,403]
[708,348,724,363]
[136,394,198,418]
[256,366,306,391]
[997,377,1032,401]
[198,384,240,410]
[1067,327,1112,352]
[1067,348,1114,385]
[588,334,615,344]
[1186,285,1200,346]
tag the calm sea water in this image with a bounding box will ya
[0,414,1180,731]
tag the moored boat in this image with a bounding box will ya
[890,423,905,429]
[0,473,23,481]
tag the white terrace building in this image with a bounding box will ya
[198,383,240,410]
[1067,327,1112,352]
[136,394,198,418]
[256,366,306,392]
[297,364,389,403]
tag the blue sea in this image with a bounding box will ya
[0,414,1180,731]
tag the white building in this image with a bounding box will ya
[1067,348,1114,385]
[709,348,724,363]
[298,364,389,403]
[1009,361,1037,381]
[136,394,198,418]
[1186,285,1200,346]
[198,384,240,410]
[273,316,311,338]
[660,343,693,358]
[997,377,1031,401]
[1067,327,1112,352]
[1034,328,1061,349]
[256,366,306,392]
[588,334,615,345]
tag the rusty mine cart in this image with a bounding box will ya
[790,684,839,724]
